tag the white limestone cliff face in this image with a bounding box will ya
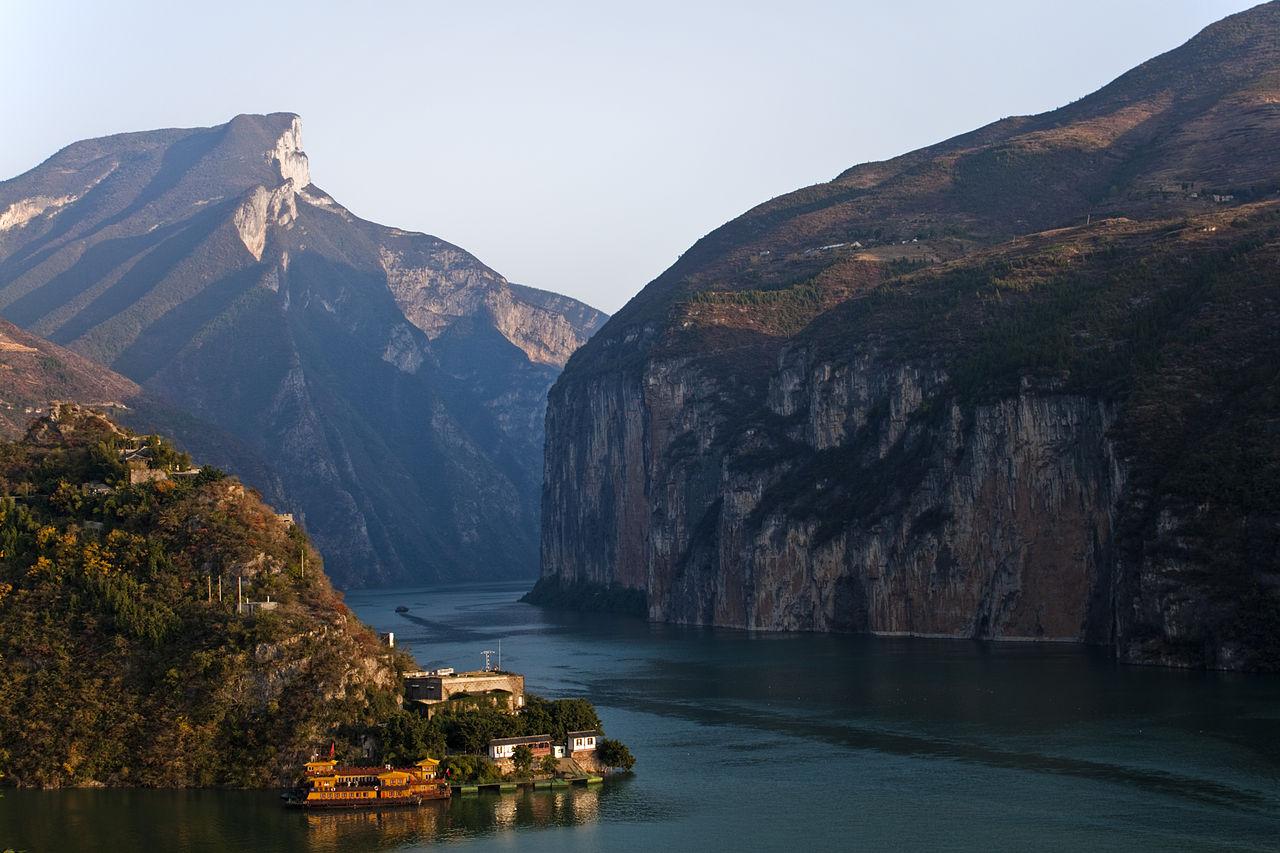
[233,182,299,261]
[379,245,500,338]
[490,287,602,368]
[382,323,426,374]
[0,194,77,232]
[230,117,310,260]
[0,164,116,234]
[541,342,1127,644]
[378,246,602,368]
[272,116,311,187]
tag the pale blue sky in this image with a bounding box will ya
[0,1,1261,312]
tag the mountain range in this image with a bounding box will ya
[0,114,604,586]
[533,2,1280,670]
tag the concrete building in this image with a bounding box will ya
[404,668,525,716]
[127,465,169,485]
[567,730,600,756]
[237,598,279,616]
[488,734,553,761]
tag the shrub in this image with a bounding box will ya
[512,744,533,776]
[439,754,501,784]
[596,738,635,771]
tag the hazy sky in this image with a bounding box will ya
[0,1,1261,313]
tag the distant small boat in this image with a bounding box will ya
[395,605,410,613]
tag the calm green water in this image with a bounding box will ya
[3,581,1279,852]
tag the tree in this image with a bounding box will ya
[596,738,635,771]
[520,695,555,738]
[521,694,602,742]
[440,755,501,784]
[540,754,559,777]
[193,467,227,486]
[512,744,533,776]
[437,705,519,754]
[549,698,601,741]
[379,711,445,765]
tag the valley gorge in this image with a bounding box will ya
[6,4,1280,850]
[533,3,1280,671]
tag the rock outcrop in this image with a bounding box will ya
[534,4,1280,670]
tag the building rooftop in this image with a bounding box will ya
[405,669,517,680]
[489,734,552,747]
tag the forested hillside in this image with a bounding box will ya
[0,405,409,787]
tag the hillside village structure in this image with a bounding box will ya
[403,668,526,716]
[120,444,203,485]
[488,734,554,761]
[567,730,600,757]
[487,731,602,766]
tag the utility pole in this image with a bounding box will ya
[237,575,243,611]
[217,575,222,603]
[301,546,305,580]
[207,574,212,603]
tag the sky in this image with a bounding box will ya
[0,0,1263,313]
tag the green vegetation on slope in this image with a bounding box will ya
[0,405,636,787]
[0,406,410,788]
[370,696,608,779]
[734,209,1280,667]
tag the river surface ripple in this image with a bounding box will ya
[3,581,1279,852]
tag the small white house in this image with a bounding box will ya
[567,730,600,754]
[488,734,552,760]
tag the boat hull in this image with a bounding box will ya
[283,792,449,810]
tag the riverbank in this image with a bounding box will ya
[448,773,606,796]
[8,583,1277,852]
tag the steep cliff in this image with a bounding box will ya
[535,4,1280,670]
[0,114,605,585]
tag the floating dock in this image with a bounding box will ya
[451,775,604,795]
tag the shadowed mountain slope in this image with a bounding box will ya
[536,3,1280,670]
[0,113,605,586]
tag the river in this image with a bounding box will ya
[3,581,1279,852]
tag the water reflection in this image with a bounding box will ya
[5,581,1280,853]
[0,787,613,853]
[298,788,606,848]
[442,788,602,840]
[301,802,447,849]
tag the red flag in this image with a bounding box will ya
[329,740,335,759]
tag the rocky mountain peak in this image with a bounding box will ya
[0,111,606,586]
[269,114,310,188]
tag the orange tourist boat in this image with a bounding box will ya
[283,758,451,809]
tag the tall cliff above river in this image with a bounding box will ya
[0,113,605,586]
[534,3,1280,670]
